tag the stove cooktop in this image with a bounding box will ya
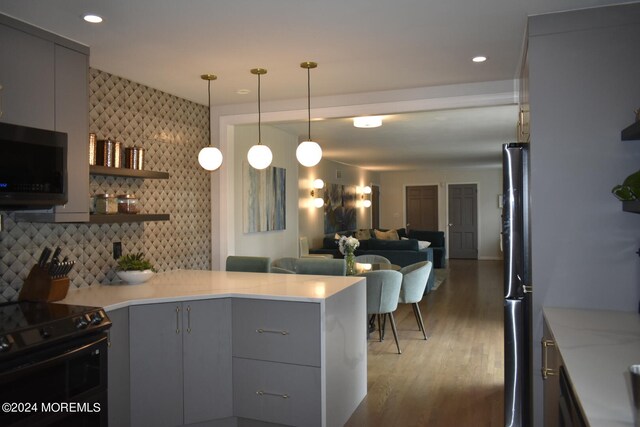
[0,301,111,360]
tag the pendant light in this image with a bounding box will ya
[296,61,322,167]
[247,68,273,170]
[198,74,223,171]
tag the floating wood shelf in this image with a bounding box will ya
[621,121,640,141]
[88,213,170,224]
[622,200,640,214]
[90,165,170,179]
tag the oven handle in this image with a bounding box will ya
[1,335,107,380]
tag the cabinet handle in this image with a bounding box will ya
[187,305,192,334]
[256,390,289,399]
[256,328,289,335]
[175,306,181,334]
[541,339,557,379]
[107,329,111,348]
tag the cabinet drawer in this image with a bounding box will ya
[233,358,321,427]
[232,299,320,366]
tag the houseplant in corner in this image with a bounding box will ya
[338,236,359,275]
[116,252,156,284]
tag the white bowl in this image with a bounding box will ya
[116,270,154,285]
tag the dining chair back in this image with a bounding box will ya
[296,258,346,276]
[355,254,391,264]
[398,261,432,340]
[225,256,271,273]
[359,270,403,354]
[271,257,298,272]
[270,266,295,274]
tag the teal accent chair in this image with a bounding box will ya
[359,270,403,354]
[398,261,432,340]
[355,254,391,264]
[225,256,271,273]
[271,257,299,272]
[296,258,346,276]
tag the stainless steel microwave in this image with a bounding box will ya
[0,122,67,209]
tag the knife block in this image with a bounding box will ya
[19,264,70,302]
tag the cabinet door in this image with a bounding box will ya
[0,23,54,129]
[53,44,89,221]
[107,307,130,427]
[130,303,183,427]
[183,299,233,424]
[542,320,560,427]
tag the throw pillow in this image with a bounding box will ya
[418,240,431,250]
[334,233,342,240]
[374,229,399,240]
[355,229,371,240]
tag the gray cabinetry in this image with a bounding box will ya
[129,299,232,427]
[232,299,322,426]
[0,14,90,222]
[107,307,131,427]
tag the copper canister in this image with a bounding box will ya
[88,133,97,165]
[125,147,145,170]
[96,139,122,167]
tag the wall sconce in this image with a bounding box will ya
[311,179,325,208]
[361,185,372,208]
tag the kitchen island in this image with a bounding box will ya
[543,307,640,427]
[63,270,367,427]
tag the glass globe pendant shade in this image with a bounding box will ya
[296,140,322,167]
[198,146,223,171]
[362,199,372,208]
[247,144,272,170]
[313,197,325,208]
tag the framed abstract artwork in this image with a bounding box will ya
[243,162,286,233]
[323,183,356,234]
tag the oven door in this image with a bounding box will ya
[0,332,108,427]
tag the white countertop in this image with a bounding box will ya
[62,269,365,311]
[544,307,640,427]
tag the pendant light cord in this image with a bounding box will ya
[307,66,311,141]
[207,80,212,148]
[257,73,262,145]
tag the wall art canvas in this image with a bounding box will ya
[243,163,286,233]
[323,183,357,234]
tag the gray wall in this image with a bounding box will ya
[527,5,640,425]
[0,68,212,301]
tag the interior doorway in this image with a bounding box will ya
[448,183,478,259]
[405,185,438,231]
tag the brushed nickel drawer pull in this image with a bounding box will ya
[187,305,192,333]
[256,328,289,335]
[256,390,289,399]
[541,339,557,379]
[175,306,181,334]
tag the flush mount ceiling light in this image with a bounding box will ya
[296,61,322,168]
[353,116,382,128]
[83,14,103,23]
[472,56,487,63]
[198,74,224,171]
[247,68,273,170]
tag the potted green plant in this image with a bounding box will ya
[116,252,156,284]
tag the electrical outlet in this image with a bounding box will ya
[113,242,122,260]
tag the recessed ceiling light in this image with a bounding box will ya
[472,56,487,63]
[353,116,382,128]
[83,14,103,23]
[236,89,250,95]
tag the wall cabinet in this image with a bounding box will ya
[1,14,90,223]
[129,299,232,427]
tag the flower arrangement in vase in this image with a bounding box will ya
[338,236,359,275]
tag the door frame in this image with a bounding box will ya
[446,182,481,260]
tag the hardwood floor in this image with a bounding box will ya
[345,259,504,427]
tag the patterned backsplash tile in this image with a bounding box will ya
[0,68,212,302]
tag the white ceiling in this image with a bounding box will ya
[0,0,624,170]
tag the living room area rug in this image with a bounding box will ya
[432,269,448,291]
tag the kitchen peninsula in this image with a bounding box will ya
[62,270,367,427]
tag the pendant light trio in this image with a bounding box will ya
[198,62,322,171]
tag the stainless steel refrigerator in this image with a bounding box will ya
[502,142,532,427]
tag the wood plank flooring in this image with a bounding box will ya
[345,259,504,427]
